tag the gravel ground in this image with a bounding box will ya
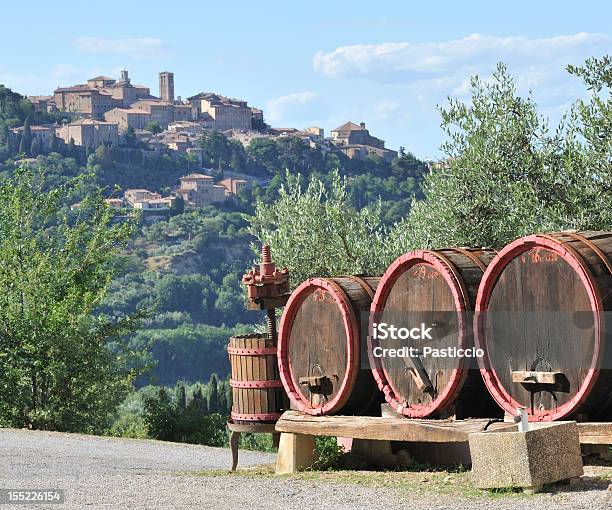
[0,428,610,509]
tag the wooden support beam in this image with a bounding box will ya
[275,412,612,446]
[275,432,316,474]
[275,411,497,443]
[577,423,612,444]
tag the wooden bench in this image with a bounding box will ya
[274,411,612,473]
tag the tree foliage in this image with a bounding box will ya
[248,171,393,286]
[143,383,228,446]
[248,57,612,281]
[391,60,612,251]
[0,169,143,432]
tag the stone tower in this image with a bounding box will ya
[159,71,174,103]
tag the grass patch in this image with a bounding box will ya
[189,465,531,500]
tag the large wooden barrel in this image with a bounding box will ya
[278,276,381,415]
[228,333,287,424]
[475,231,612,421]
[369,248,502,419]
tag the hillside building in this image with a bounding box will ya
[124,189,161,205]
[187,92,260,131]
[56,118,118,148]
[218,177,247,196]
[177,173,226,207]
[53,70,151,119]
[28,95,56,113]
[105,99,196,132]
[10,124,57,151]
[330,121,397,162]
[159,71,174,103]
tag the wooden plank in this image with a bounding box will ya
[275,411,495,442]
[577,423,612,444]
[512,371,565,385]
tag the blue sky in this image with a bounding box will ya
[2,1,611,158]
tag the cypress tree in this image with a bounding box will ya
[191,386,208,414]
[48,135,58,153]
[175,381,186,411]
[217,380,228,415]
[19,117,31,154]
[208,374,219,414]
[30,137,40,157]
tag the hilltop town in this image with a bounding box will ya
[10,69,399,215]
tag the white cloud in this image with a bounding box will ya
[313,33,610,80]
[266,91,318,125]
[52,64,82,78]
[73,37,170,59]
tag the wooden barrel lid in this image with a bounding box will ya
[278,278,361,415]
[475,232,608,421]
[369,250,476,418]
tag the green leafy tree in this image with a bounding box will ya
[124,126,137,147]
[143,388,178,440]
[217,379,230,415]
[155,274,208,319]
[145,121,163,134]
[199,130,233,170]
[48,134,59,153]
[0,169,142,432]
[67,138,76,157]
[170,195,185,216]
[566,55,612,223]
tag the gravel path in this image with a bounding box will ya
[0,428,610,509]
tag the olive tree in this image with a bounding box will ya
[247,171,394,286]
[391,60,611,252]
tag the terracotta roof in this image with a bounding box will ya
[131,99,173,107]
[88,75,114,81]
[67,118,116,126]
[187,92,247,106]
[106,108,149,115]
[218,178,247,186]
[180,173,213,180]
[54,84,91,93]
[332,121,365,132]
[12,124,56,132]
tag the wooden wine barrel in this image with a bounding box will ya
[228,333,286,424]
[475,231,612,422]
[369,248,502,419]
[278,276,382,415]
